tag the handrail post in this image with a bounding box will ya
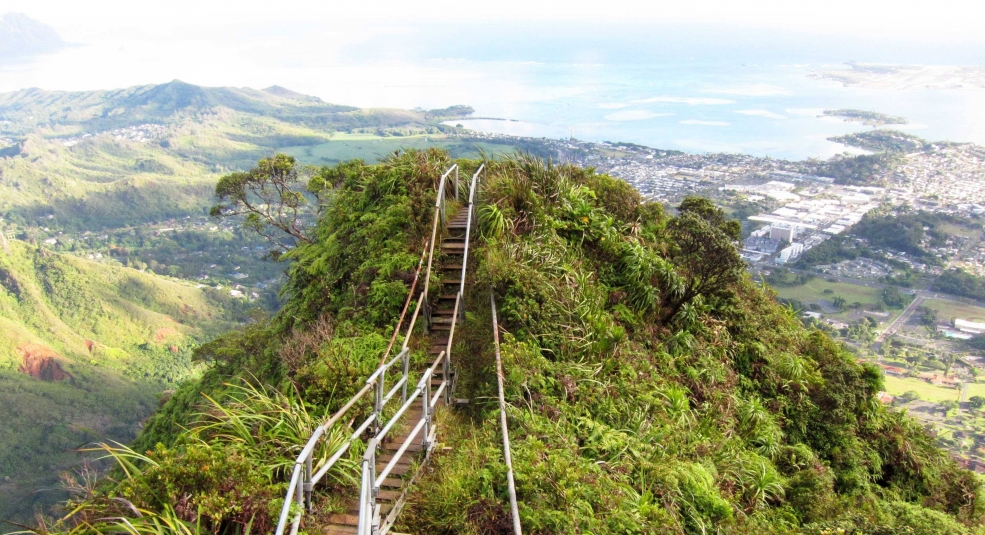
[357,438,378,535]
[373,372,384,436]
[368,439,380,535]
[303,454,313,511]
[291,468,303,535]
[443,341,451,405]
[422,372,432,450]
[401,348,410,403]
[454,165,459,200]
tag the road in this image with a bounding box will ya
[875,295,925,346]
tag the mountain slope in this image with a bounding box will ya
[0,81,483,230]
[0,13,65,58]
[36,151,983,535]
[0,238,239,521]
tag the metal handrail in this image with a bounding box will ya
[274,164,459,535]
[275,164,483,535]
[491,294,523,535]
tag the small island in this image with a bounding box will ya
[823,108,908,127]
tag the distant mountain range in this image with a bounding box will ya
[0,12,65,58]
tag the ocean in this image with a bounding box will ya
[2,21,984,161]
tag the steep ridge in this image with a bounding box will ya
[28,151,985,535]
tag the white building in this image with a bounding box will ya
[777,243,805,264]
[770,225,797,243]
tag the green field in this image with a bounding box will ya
[965,382,985,398]
[281,136,520,164]
[883,375,962,403]
[773,279,883,307]
[922,298,985,323]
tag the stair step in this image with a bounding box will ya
[344,502,393,515]
[430,324,451,331]
[439,279,459,285]
[323,526,358,535]
[429,346,446,354]
[380,476,404,489]
[326,514,359,526]
[433,308,455,316]
[384,442,424,453]
[437,294,457,301]
[440,243,465,249]
[374,463,410,476]
[442,263,463,270]
[378,489,402,502]
[431,316,456,324]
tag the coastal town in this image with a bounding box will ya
[457,129,985,471]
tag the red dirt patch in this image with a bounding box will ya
[18,344,70,381]
[154,327,180,342]
[84,339,96,352]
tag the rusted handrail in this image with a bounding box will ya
[491,294,523,535]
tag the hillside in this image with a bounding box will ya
[0,13,65,58]
[0,82,500,230]
[0,238,240,521]
[34,151,984,535]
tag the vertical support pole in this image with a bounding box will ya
[423,371,432,450]
[423,295,430,334]
[443,346,451,405]
[373,373,384,436]
[454,166,459,200]
[401,349,409,403]
[368,440,379,535]
[358,438,377,535]
[303,454,313,511]
[290,470,303,535]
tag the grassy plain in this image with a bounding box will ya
[772,278,883,306]
[922,298,985,323]
[883,375,962,403]
[965,382,985,398]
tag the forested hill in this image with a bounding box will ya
[0,80,472,134]
[0,81,479,231]
[0,238,241,520]
[32,151,984,534]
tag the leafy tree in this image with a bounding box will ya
[210,154,315,252]
[897,390,921,404]
[940,353,956,377]
[663,198,744,321]
[882,286,907,309]
[918,306,939,327]
[832,296,846,310]
[968,396,985,410]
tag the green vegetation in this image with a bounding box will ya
[883,376,961,404]
[24,150,984,535]
[822,109,908,127]
[936,269,985,301]
[797,209,973,269]
[923,299,985,324]
[0,82,499,232]
[829,129,932,153]
[805,152,902,186]
[0,239,242,521]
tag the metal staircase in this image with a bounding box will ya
[274,164,482,535]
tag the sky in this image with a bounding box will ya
[6,0,985,43]
[3,0,985,159]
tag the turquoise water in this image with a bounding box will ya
[442,61,985,160]
[3,22,984,160]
